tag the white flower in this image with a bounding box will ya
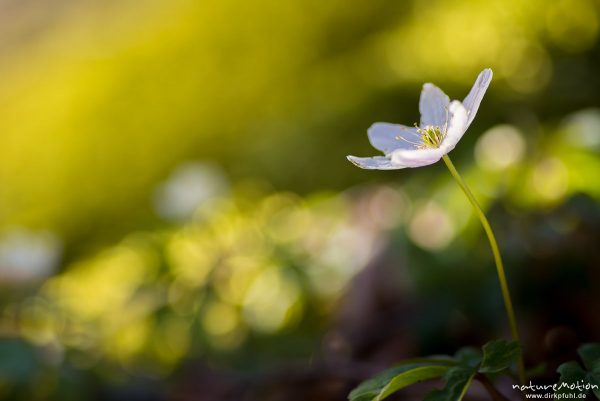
[347,69,493,169]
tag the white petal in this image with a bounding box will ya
[367,123,421,154]
[441,100,468,153]
[346,155,405,170]
[419,83,450,128]
[390,147,445,168]
[462,68,493,129]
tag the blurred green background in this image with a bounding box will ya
[0,0,599,400]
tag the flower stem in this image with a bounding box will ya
[441,154,525,386]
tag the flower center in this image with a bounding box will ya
[416,125,445,149]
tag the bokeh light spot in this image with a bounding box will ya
[475,125,526,171]
[202,301,239,337]
[408,202,455,251]
[499,40,552,93]
[242,268,302,333]
[531,158,569,202]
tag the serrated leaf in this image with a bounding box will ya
[557,361,587,382]
[583,345,600,400]
[578,343,600,372]
[479,340,521,373]
[349,364,450,401]
[423,365,476,401]
[556,345,600,400]
[454,347,482,368]
[556,361,588,397]
[588,372,600,400]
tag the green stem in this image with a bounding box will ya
[441,154,525,386]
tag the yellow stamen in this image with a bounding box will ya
[415,125,445,149]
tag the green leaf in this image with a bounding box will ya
[479,340,521,373]
[578,343,600,371]
[557,350,600,401]
[349,364,450,401]
[592,359,600,377]
[349,365,412,401]
[557,361,587,383]
[590,359,600,399]
[588,372,600,400]
[454,347,482,368]
[556,361,588,397]
[376,366,451,401]
[423,365,477,401]
[580,344,600,399]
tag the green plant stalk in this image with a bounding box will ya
[442,154,525,386]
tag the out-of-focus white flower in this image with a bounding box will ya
[347,69,493,169]
[0,228,61,285]
[154,161,229,221]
